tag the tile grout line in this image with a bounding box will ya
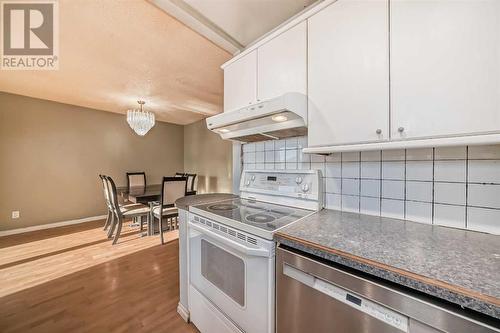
[358,151,362,213]
[431,147,435,225]
[465,146,469,229]
[379,150,383,216]
[404,149,407,219]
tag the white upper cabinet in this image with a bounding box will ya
[223,51,257,112]
[257,21,307,101]
[307,0,390,147]
[391,0,500,140]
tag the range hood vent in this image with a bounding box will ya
[206,93,307,142]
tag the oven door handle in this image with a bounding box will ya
[189,222,271,258]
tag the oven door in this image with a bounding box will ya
[189,219,274,333]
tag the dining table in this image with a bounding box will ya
[118,184,162,204]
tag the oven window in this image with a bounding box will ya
[201,239,245,306]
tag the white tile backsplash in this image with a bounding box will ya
[468,184,500,209]
[434,160,466,182]
[406,181,433,202]
[405,201,432,224]
[361,162,381,179]
[468,145,500,160]
[406,161,433,181]
[361,179,381,198]
[406,148,433,161]
[255,142,265,152]
[382,180,405,200]
[264,140,274,151]
[435,146,466,160]
[381,199,405,219]
[467,207,500,234]
[325,162,341,178]
[382,161,405,180]
[382,149,405,161]
[342,162,360,178]
[360,197,380,216]
[434,204,466,229]
[241,137,500,234]
[342,179,360,196]
[342,152,360,162]
[265,151,274,164]
[361,150,381,161]
[325,193,341,210]
[255,151,265,163]
[434,182,466,205]
[326,178,342,194]
[468,160,500,183]
[342,195,359,213]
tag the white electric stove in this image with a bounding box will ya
[187,170,322,333]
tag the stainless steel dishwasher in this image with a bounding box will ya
[277,246,500,333]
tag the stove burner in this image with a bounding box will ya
[245,213,276,224]
[207,203,239,211]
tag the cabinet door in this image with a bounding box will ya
[257,21,307,101]
[223,51,257,112]
[391,0,500,139]
[308,0,389,147]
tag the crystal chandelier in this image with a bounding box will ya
[127,100,155,136]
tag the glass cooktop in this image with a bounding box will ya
[192,198,313,233]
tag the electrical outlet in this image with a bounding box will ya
[12,211,20,219]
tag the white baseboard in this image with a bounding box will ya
[0,214,107,237]
[177,302,190,322]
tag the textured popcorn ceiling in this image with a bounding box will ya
[0,0,231,125]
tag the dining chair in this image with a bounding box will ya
[126,172,146,190]
[185,173,197,195]
[99,174,114,231]
[152,177,187,244]
[104,175,150,245]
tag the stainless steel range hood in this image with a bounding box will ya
[206,93,307,142]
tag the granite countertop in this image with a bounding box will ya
[275,209,500,319]
[175,193,238,211]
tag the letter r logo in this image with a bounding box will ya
[2,2,54,55]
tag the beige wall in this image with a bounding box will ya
[0,92,184,231]
[184,120,233,194]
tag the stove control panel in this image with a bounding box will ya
[240,170,323,211]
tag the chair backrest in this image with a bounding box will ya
[126,172,146,190]
[161,177,187,207]
[175,172,185,178]
[104,175,121,214]
[99,175,112,210]
[185,173,197,192]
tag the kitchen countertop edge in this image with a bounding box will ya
[274,232,500,319]
[175,193,238,211]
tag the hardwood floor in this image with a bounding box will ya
[0,220,198,333]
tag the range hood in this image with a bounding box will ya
[206,93,307,142]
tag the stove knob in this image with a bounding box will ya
[245,180,251,186]
[302,183,309,192]
[251,175,256,181]
[295,176,303,184]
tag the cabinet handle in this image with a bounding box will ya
[376,129,382,134]
[398,127,405,133]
